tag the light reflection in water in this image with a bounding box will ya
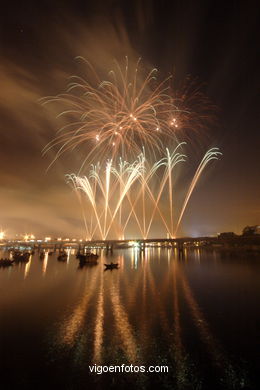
[130,248,141,269]
[131,249,134,269]
[146,259,171,335]
[93,255,104,364]
[0,247,250,389]
[121,253,143,311]
[110,270,139,363]
[24,255,32,279]
[178,266,240,386]
[167,248,171,264]
[42,252,48,276]
[134,248,139,269]
[138,255,150,354]
[172,260,190,386]
[59,269,99,346]
[194,248,201,263]
[66,249,71,268]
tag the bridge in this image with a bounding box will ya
[1,235,259,254]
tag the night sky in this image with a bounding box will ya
[0,0,259,238]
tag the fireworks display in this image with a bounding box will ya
[42,58,213,170]
[67,146,221,240]
[44,58,221,239]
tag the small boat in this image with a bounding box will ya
[104,262,119,270]
[77,253,98,261]
[13,252,30,263]
[78,253,98,265]
[57,253,68,261]
[0,258,14,267]
[78,260,98,269]
[77,254,87,262]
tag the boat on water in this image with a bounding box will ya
[57,253,68,261]
[13,251,30,263]
[80,255,98,263]
[104,262,119,270]
[77,253,99,267]
[86,252,98,257]
[0,258,14,267]
[77,253,98,261]
[78,260,98,268]
[76,252,99,259]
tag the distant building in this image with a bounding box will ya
[242,225,260,236]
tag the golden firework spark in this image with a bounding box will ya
[42,58,210,171]
[67,145,221,240]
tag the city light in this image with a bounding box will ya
[129,241,140,248]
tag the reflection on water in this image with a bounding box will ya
[0,247,259,389]
[42,252,48,276]
[24,255,32,279]
[59,269,98,346]
[172,260,189,387]
[93,263,104,364]
[110,269,139,363]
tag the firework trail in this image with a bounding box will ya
[174,148,222,236]
[67,145,221,240]
[42,58,213,171]
[43,58,220,238]
[67,155,145,239]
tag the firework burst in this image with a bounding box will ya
[42,58,220,238]
[42,58,212,171]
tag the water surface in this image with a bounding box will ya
[0,248,259,389]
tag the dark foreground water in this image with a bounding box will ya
[0,248,259,389]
